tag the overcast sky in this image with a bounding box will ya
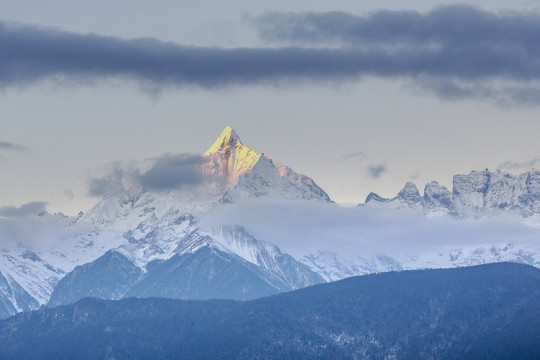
[2,0,540,215]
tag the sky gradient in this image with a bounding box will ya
[1,0,540,215]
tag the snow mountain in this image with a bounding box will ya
[1,126,329,318]
[365,169,540,217]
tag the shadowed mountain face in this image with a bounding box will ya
[1,263,540,359]
[47,226,323,307]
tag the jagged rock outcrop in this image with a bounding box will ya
[365,169,540,217]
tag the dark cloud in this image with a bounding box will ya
[0,201,48,217]
[2,5,540,103]
[0,21,366,90]
[256,5,540,49]
[87,154,212,196]
[367,164,387,179]
[0,141,28,152]
[255,5,540,104]
[138,154,206,191]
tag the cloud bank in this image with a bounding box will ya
[2,5,540,103]
[202,199,540,260]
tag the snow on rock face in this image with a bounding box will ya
[452,170,491,217]
[397,182,423,209]
[423,181,452,216]
[202,127,331,203]
[223,157,331,203]
[363,182,422,210]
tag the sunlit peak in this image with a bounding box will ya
[204,125,242,156]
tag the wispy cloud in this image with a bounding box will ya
[0,141,28,152]
[367,164,387,179]
[339,151,365,160]
[499,158,540,171]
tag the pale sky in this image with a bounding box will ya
[1,0,540,215]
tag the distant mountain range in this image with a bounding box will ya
[1,263,539,359]
[365,169,540,217]
[1,126,540,319]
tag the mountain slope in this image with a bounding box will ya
[1,263,539,359]
[48,224,323,306]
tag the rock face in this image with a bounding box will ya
[366,169,540,217]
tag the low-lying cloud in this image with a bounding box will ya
[201,199,540,261]
[2,4,540,103]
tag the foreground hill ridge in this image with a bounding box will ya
[365,168,540,217]
[2,263,540,359]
